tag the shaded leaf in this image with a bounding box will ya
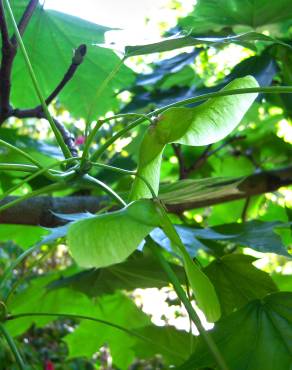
[136,50,202,86]
[48,253,186,297]
[133,325,193,366]
[179,292,292,370]
[64,293,150,369]
[212,220,291,256]
[204,254,278,316]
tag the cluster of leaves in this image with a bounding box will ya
[0,0,292,369]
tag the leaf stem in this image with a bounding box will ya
[0,138,43,168]
[2,0,72,159]
[0,323,25,370]
[5,312,179,357]
[80,174,126,207]
[85,58,125,126]
[147,238,229,370]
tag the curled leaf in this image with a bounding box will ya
[130,75,259,200]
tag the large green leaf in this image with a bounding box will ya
[204,254,278,316]
[67,200,161,268]
[179,292,292,370]
[7,1,134,119]
[179,0,292,33]
[131,76,258,199]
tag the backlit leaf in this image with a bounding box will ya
[131,76,258,199]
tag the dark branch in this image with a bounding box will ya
[171,144,187,179]
[45,44,87,106]
[171,136,245,179]
[0,0,10,49]
[0,0,38,124]
[11,45,87,156]
[51,117,78,157]
[1,166,291,227]
[187,144,212,173]
[10,0,38,46]
[0,0,15,120]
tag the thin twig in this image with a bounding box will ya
[171,143,187,179]
[241,196,251,222]
[12,45,87,156]
[45,44,87,105]
[51,117,78,157]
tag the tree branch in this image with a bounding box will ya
[10,0,38,46]
[11,45,87,156]
[0,0,38,123]
[171,143,187,179]
[0,166,291,226]
[0,0,15,120]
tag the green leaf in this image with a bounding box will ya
[125,32,290,57]
[131,76,259,200]
[67,200,161,268]
[64,292,151,369]
[204,254,278,316]
[48,253,186,297]
[272,273,292,291]
[132,325,194,366]
[179,0,292,33]
[0,225,46,250]
[179,292,292,370]
[8,2,134,119]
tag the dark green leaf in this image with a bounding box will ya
[213,220,291,256]
[179,292,292,370]
[48,253,186,297]
[133,325,194,366]
[204,254,278,316]
[64,293,150,369]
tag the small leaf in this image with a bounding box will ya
[130,76,258,200]
[67,200,160,268]
[179,292,292,370]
